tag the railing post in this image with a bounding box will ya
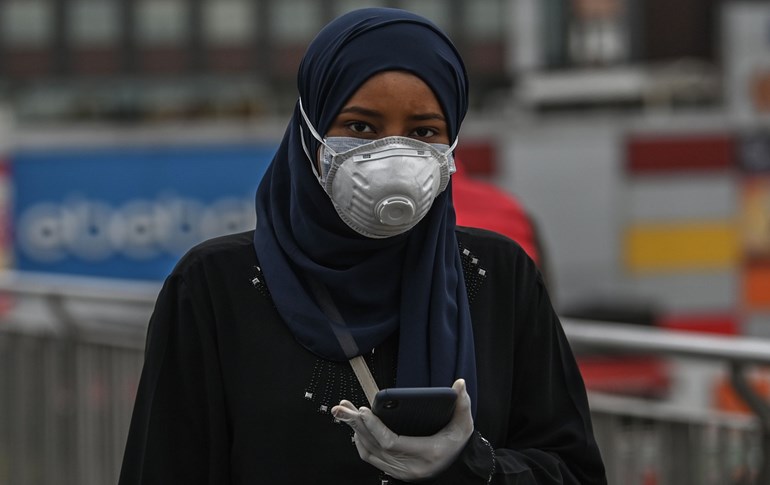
[47,293,79,485]
[730,362,770,484]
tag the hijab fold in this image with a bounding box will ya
[254,8,477,413]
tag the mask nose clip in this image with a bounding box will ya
[376,196,416,225]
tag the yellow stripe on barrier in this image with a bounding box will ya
[624,221,740,273]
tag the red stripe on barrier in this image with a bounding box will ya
[657,312,739,335]
[577,356,670,397]
[626,134,736,173]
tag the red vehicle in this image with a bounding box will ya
[452,159,542,268]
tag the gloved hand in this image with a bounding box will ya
[331,378,474,482]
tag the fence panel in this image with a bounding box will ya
[590,391,761,484]
[0,331,143,485]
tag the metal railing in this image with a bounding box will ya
[0,272,156,485]
[588,391,760,484]
[0,272,769,484]
[563,318,770,484]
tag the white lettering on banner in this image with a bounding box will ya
[65,198,116,261]
[17,203,69,262]
[110,200,163,260]
[16,195,256,262]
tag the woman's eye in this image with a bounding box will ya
[412,127,437,138]
[348,122,373,133]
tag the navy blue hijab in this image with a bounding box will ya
[254,8,477,412]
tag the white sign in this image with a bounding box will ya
[722,2,770,121]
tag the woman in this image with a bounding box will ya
[119,8,607,484]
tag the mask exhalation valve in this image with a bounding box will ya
[376,196,416,225]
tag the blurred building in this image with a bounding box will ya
[0,0,512,121]
[0,0,748,122]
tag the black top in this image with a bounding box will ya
[119,228,607,484]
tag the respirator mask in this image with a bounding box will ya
[299,99,457,239]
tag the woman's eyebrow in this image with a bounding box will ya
[409,113,445,122]
[338,106,446,123]
[338,106,383,118]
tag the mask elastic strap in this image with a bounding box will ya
[299,126,324,181]
[447,136,459,154]
[445,136,459,174]
[298,98,335,181]
[298,98,326,144]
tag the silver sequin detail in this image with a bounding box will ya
[250,265,274,303]
[458,242,488,304]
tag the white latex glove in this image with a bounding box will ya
[331,378,474,482]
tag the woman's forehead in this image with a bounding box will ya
[340,71,442,113]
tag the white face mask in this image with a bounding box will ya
[299,99,457,239]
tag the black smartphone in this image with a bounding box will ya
[371,387,457,436]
